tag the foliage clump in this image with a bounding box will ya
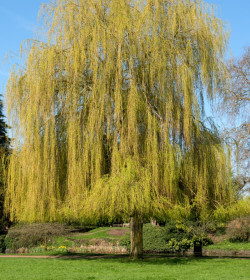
[226,217,250,242]
[5,0,233,224]
[0,235,6,253]
[119,223,212,253]
[0,98,10,232]
[4,223,69,252]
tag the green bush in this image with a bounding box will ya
[143,224,170,252]
[119,222,213,253]
[119,233,130,249]
[226,216,250,242]
[119,224,170,252]
[164,222,191,241]
[167,238,193,253]
[0,235,6,253]
[5,223,69,251]
[214,226,226,236]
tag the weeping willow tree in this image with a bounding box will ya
[5,0,233,259]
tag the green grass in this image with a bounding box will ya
[50,227,127,246]
[206,240,250,251]
[19,227,129,254]
[69,227,128,240]
[0,257,249,280]
[50,227,126,245]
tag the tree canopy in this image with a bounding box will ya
[5,0,233,224]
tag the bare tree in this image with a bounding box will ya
[221,47,250,192]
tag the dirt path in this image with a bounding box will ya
[73,228,108,236]
[1,254,249,259]
[107,229,129,236]
[0,254,128,259]
[0,255,55,259]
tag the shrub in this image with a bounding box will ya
[0,235,6,253]
[226,216,250,242]
[143,224,170,252]
[119,222,213,253]
[164,222,191,241]
[119,224,170,252]
[167,238,193,253]
[119,233,130,250]
[5,223,69,251]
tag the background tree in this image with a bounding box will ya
[5,0,233,259]
[220,47,250,194]
[0,97,10,232]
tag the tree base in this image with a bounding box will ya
[130,216,143,260]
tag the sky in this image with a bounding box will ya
[0,0,249,117]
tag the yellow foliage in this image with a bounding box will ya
[5,0,233,223]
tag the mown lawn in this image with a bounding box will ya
[0,257,249,280]
[205,240,250,251]
[69,227,128,240]
[35,227,129,250]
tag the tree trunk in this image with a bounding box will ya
[44,235,47,251]
[130,216,143,260]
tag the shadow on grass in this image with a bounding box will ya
[2,251,249,265]
[43,252,250,264]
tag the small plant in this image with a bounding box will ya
[167,238,193,253]
[226,216,250,242]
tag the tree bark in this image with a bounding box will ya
[130,216,143,260]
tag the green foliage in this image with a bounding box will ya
[226,216,250,242]
[3,225,128,253]
[143,224,170,252]
[167,238,193,253]
[164,222,193,253]
[51,236,74,248]
[5,0,233,224]
[213,198,250,222]
[164,222,191,241]
[120,224,171,252]
[119,233,130,250]
[214,225,226,236]
[4,223,69,251]
[0,235,6,253]
[164,222,213,252]
[0,97,10,232]
[120,223,213,253]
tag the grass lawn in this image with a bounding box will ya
[40,227,128,249]
[205,241,250,251]
[0,257,249,280]
[69,227,128,240]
